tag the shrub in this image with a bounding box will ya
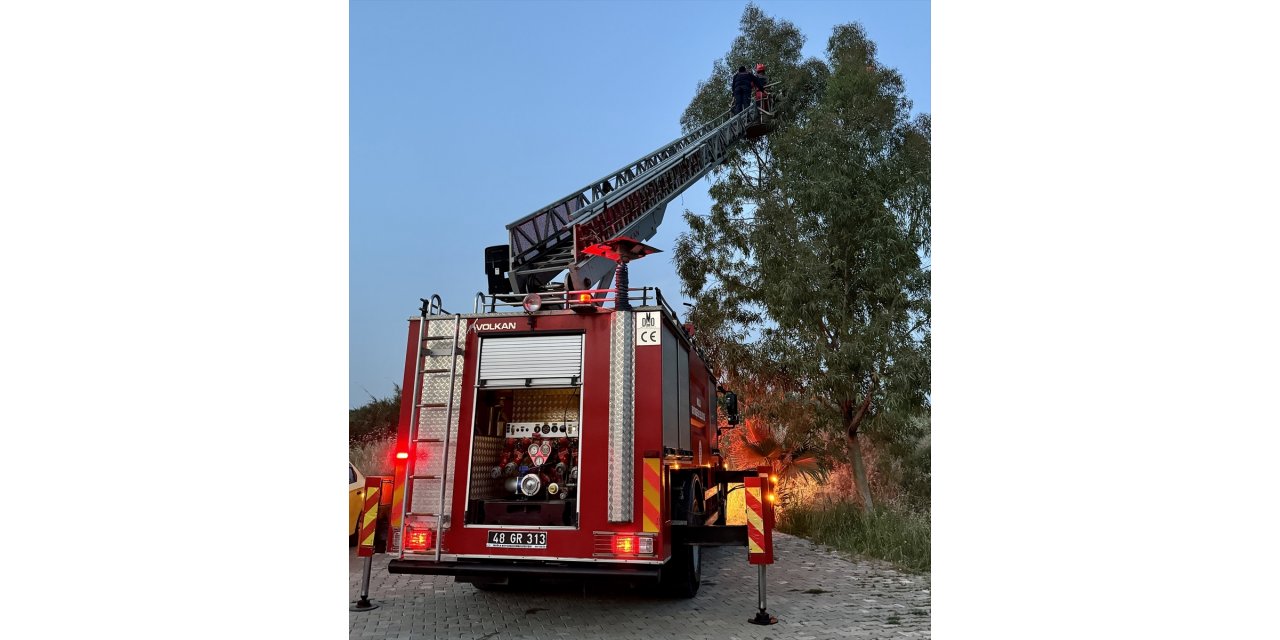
[350,385,400,444]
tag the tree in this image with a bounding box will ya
[676,5,930,510]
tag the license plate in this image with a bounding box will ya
[486,530,548,549]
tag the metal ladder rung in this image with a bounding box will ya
[523,263,574,275]
[406,512,439,517]
[424,348,464,356]
[422,335,453,341]
[418,402,449,408]
[414,438,443,443]
[420,368,451,374]
[411,475,442,480]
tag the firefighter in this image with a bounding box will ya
[753,63,770,111]
[731,65,762,115]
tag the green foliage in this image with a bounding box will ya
[349,385,400,445]
[677,4,930,508]
[781,500,930,572]
[875,415,931,510]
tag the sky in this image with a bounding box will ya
[351,0,930,407]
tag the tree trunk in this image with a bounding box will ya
[848,433,874,511]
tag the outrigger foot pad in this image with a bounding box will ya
[350,597,379,612]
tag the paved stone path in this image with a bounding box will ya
[349,532,930,639]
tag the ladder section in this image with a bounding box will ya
[506,103,761,292]
[405,314,465,561]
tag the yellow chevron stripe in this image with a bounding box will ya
[360,487,380,549]
[390,481,404,528]
[642,458,660,532]
[746,485,764,553]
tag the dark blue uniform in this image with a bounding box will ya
[732,70,762,114]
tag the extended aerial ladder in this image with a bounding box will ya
[485,92,780,297]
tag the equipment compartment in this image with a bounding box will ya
[465,387,581,526]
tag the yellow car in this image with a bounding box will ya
[349,462,366,545]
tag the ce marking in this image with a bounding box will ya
[636,312,661,346]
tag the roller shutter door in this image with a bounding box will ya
[478,334,583,387]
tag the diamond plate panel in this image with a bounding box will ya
[418,406,447,440]
[511,388,581,423]
[410,478,443,514]
[413,441,445,477]
[469,435,505,500]
[426,318,456,337]
[607,310,635,522]
[422,373,453,404]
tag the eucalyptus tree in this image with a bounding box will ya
[676,5,929,510]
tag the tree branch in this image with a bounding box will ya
[846,374,879,438]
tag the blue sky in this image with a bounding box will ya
[351,0,930,406]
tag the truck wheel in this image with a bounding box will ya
[660,542,701,598]
[685,474,706,526]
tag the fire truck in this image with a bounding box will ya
[386,96,778,597]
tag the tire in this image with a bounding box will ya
[686,474,706,526]
[660,541,701,598]
[660,474,704,598]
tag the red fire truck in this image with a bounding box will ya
[386,101,776,597]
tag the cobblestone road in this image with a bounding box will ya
[349,532,930,639]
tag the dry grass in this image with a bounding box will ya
[349,434,397,477]
[779,499,930,573]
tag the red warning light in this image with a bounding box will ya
[406,528,434,551]
[578,293,591,303]
[612,535,637,555]
[396,452,409,460]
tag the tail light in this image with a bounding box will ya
[613,535,637,555]
[405,526,435,552]
[595,533,655,556]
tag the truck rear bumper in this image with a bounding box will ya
[388,558,662,581]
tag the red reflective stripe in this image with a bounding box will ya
[744,481,763,513]
[363,477,381,513]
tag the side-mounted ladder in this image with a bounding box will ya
[398,296,465,562]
